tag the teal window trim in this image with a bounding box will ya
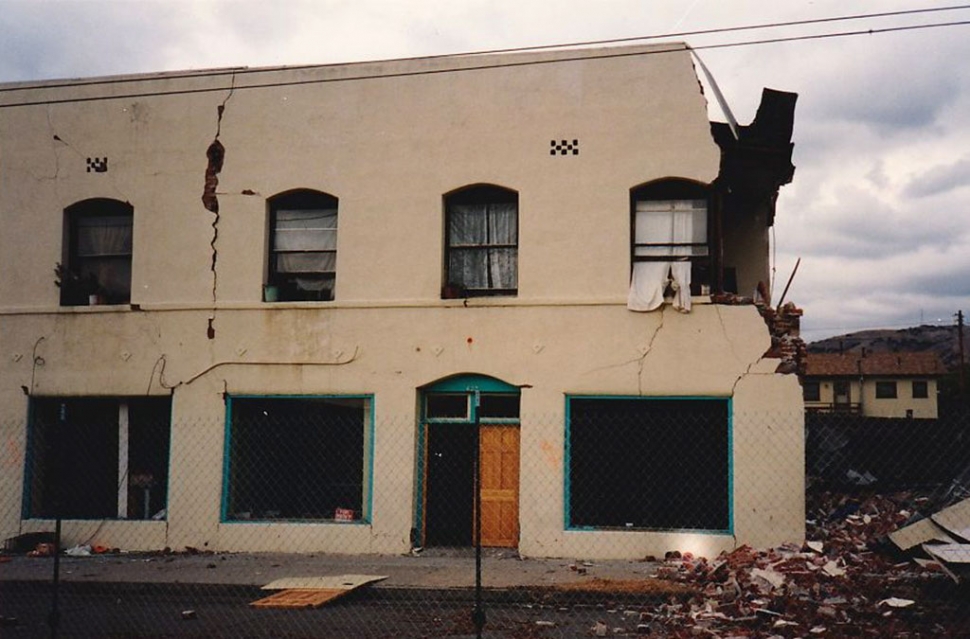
[23,395,173,522]
[423,374,519,394]
[563,394,733,535]
[222,393,375,525]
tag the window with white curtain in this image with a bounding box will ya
[444,185,518,298]
[627,180,709,312]
[61,199,133,306]
[268,190,338,302]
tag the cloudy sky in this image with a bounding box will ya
[2,0,969,341]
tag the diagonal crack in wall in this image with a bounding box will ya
[637,306,666,395]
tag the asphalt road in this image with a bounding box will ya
[0,581,646,638]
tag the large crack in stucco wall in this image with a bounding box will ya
[202,77,235,339]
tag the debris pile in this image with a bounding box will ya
[890,495,970,583]
[759,301,807,375]
[645,491,969,636]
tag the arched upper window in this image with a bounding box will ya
[443,185,518,298]
[58,198,133,306]
[628,178,710,312]
[267,189,338,302]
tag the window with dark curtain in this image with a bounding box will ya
[444,185,518,297]
[60,199,133,306]
[268,190,338,302]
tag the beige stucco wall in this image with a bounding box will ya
[0,44,803,559]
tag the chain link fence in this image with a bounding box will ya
[3,402,970,637]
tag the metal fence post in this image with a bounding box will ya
[49,402,66,639]
[471,388,486,638]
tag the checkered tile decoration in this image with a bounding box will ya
[550,139,579,156]
[86,157,108,173]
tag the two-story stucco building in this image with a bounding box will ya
[803,351,946,419]
[0,43,804,560]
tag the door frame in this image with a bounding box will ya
[415,374,520,548]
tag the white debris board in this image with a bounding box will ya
[889,517,958,551]
[931,498,970,542]
[261,574,387,591]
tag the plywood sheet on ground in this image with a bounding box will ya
[250,588,348,609]
[250,574,387,609]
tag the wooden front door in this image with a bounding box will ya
[420,375,521,548]
[479,425,520,548]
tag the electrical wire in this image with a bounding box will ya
[1,4,968,93]
[1,14,970,109]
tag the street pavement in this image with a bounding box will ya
[0,549,665,638]
[0,547,659,589]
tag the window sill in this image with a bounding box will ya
[57,303,133,312]
[24,517,167,524]
[4,296,718,315]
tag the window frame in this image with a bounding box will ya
[24,396,172,521]
[60,198,134,306]
[443,184,519,298]
[266,189,339,302]
[875,381,898,399]
[912,380,929,399]
[222,394,374,524]
[564,395,732,534]
[802,381,821,402]
[630,179,712,296]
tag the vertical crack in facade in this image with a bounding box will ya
[202,76,235,338]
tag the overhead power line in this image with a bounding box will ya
[2,14,970,108]
[3,3,969,93]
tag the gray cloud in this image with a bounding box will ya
[0,2,189,82]
[903,157,970,199]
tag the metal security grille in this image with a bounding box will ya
[4,408,970,637]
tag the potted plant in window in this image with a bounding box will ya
[54,263,103,305]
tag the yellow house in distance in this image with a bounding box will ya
[803,351,947,419]
[0,44,805,560]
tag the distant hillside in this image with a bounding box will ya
[809,325,965,370]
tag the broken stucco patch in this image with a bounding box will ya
[202,138,224,214]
